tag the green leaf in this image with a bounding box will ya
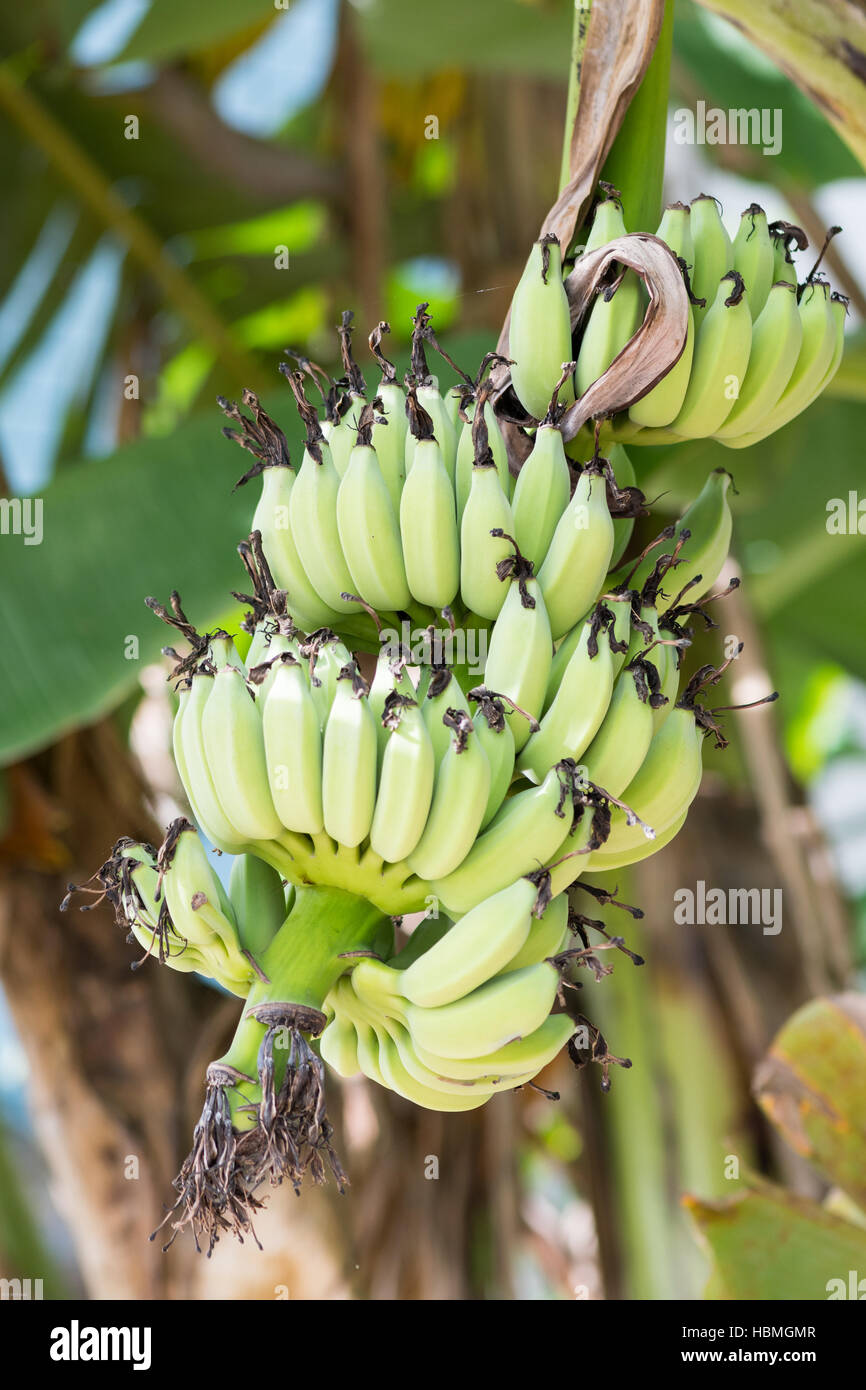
[357,0,571,78]
[674,2,860,185]
[754,994,866,1210]
[0,405,300,765]
[686,1178,866,1299]
[117,0,274,65]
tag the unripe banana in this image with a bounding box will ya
[496,890,569,975]
[397,877,539,1008]
[369,648,416,769]
[337,408,411,612]
[383,1021,535,1099]
[544,595,628,711]
[320,1014,362,1078]
[483,548,552,752]
[404,961,560,1061]
[615,703,705,840]
[161,821,239,955]
[469,688,516,829]
[460,461,515,621]
[580,659,657,798]
[321,661,378,848]
[252,466,341,632]
[201,643,283,843]
[174,674,247,851]
[368,323,408,513]
[413,1011,574,1081]
[511,422,571,571]
[374,1026,492,1110]
[537,465,614,641]
[455,399,511,520]
[421,667,471,766]
[732,203,775,319]
[669,271,753,438]
[369,694,435,863]
[578,809,687,875]
[258,653,324,835]
[328,308,367,478]
[432,762,578,915]
[689,194,734,323]
[608,469,733,615]
[305,631,354,729]
[722,283,845,449]
[629,203,695,428]
[400,393,460,610]
[714,280,802,439]
[403,306,458,479]
[608,443,638,568]
[407,710,491,881]
[508,235,575,420]
[575,196,644,399]
[518,608,615,784]
[290,440,363,615]
[228,852,289,958]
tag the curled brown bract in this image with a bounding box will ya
[558,232,689,439]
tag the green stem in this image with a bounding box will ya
[559,1,594,195]
[598,0,675,232]
[217,885,390,1127]
[0,62,258,384]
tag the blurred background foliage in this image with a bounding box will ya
[0,0,864,1300]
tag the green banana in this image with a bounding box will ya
[321,661,378,848]
[227,852,289,958]
[508,234,575,420]
[689,194,733,323]
[201,641,283,843]
[173,676,247,852]
[483,545,553,751]
[257,652,324,836]
[468,688,517,829]
[537,464,614,641]
[629,203,695,428]
[579,658,658,798]
[319,1014,362,1078]
[732,203,775,319]
[286,376,362,615]
[336,403,411,612]
[252,465,341,632]
[432,761,578,915]
[511,402,572,571]
[608,468,734,615]
[455,397,511,521]
[396,877,540,1007]
[459,426,515,621]
[420,667,471,766]
[575,193,644,398]
[368,322,408,513]
[403,961,560,1061]
[305,631,354,729]
[496,890,569,974]
[406,709,491,881]
[369,693,435,863]
[722,282,846,449]
[413,1011,574,1081]
[518,605,615,785]
[714,280,802,439]
[400,389,460,610]
[669,271,753,438]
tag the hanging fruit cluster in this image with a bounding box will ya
[63,180,839,1255]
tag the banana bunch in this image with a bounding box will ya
[223,316,640,662]
[320,878,576,1110]
[505,188,846,448]
[64,821,291,996]
[86,252,797,1249]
